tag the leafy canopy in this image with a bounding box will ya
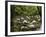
[11,5,41,16]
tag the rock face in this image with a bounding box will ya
[11,15,41,32]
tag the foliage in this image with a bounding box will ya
[10,5,42,32]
